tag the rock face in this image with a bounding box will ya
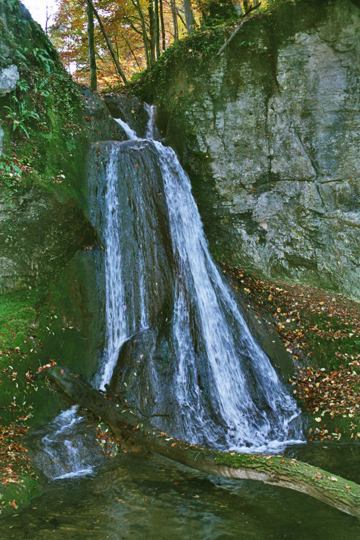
[156,0,360,300]
[0,65,19,97]
[102,93,150,138]
[79,85,129,144]
[0,190,95,294]
[0,1,110,380]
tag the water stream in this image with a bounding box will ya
[2,446,360,539]
[37,104,303,481]
[90,107,302,452]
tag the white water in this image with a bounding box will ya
[97,146,129,390]
[114,118,138,140]
[37,406,95,480]
[154,140,301,451]
[40,105,302,477]
[98,107,302,452]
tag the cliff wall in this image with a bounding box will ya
[151,0,360,300]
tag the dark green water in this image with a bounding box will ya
[1,445,360,540]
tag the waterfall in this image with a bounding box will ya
[37,103,302,479]
[90,106,303,453]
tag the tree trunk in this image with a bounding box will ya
[148,2,156,65]
[154,0,160,58]
[86,0,128,85]
[159,0,166,51]
[235,1,244,16]
[131,0,150,68]
[171,0,178,42]
[183,0,196,34]
[39,365,360,519]
[217,2,262,57]
[87,0,97,91]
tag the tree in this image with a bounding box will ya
[171,0,179,42]
[87,0,97,90]
[86,0,129,84]
[196,0,238,25]
[51,0,144,85]
[40,364,360,519]
[183,0,196,34]
[50,0,197,84]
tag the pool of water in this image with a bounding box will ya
[1,445,360,540]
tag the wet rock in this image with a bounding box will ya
[42,248,106,378]
[102,94,150,138]
[0,191,96,294]
[79,85,128,143]
[87,139,175,328]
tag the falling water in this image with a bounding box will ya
[97,145,129,390]
[93,107,303,452]
[155,142,302,451]
[38,104,302,479]
[32,406,98,479]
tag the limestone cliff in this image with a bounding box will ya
[151,0,360,300]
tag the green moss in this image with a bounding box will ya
[0,0,90,205]
[0,475,42,517]
[126,0,330,105]
[0,289,65,426]
[216,450,288,470]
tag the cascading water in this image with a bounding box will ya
[37,103,302,479]
[89,106,303,453]
[155,142,301,451]
[31,406,101,479]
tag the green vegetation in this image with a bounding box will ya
[0,289,64,426]
[0,0,358,519]
[0,475,41,518]
[0,289,65,515]
[0,1,95,513]
[0,1,89,201]
[111,0,325,105]
[128,25,228,100]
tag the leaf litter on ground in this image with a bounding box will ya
[220,262,360,442]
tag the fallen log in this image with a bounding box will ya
[39,365,360,518]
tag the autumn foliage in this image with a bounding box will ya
[50,0,191,86]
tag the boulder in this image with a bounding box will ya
[0,64,19,97]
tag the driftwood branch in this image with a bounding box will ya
[39,365,360,519]
[217,2,261,57]
[86,0,129,85]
